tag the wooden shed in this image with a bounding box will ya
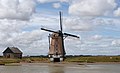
[3,47,23,59]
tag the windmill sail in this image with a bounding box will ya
[59,11,63,32]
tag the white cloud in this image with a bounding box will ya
[0,19,46,55]
[0,20,27,48]
[37,0,69,3]
[53,3,61,9]
[91,35,103,41]
[69,0,117,17]
[60,0,69,3]
[0,0,120,55]
[111,40,120,46]
[114,7,120,16]
[0,0,36,20]
[64,17,93,31]
[0,19,27,33]
[64,16,120,32]
[0,12,61,55]
[37,0,58,3]
[30,13,60,30]
[12,29,43,48]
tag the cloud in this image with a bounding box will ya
[37,0,59,3]
[69,0,117,17]
[60,0,69,3]
[0,19,27,33]
[0,19,46,55]
[30,13,59,30]
[64,17,94,31]
[91,35,103,41]
[111,40,120,47]
[37,0,69,3]
[64,15,120,32]
[114,7,120,16]
[0,12,62,55]
[0,0,36,20]
[0,0,120,55]
[12,29,44,49]
[53,3,61,9]
[64,34,120,55]
[0,20,26,50]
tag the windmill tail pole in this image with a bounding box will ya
[48,34,50,49]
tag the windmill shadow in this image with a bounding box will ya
[49,65,65,73]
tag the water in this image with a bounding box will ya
[0,63,120,73]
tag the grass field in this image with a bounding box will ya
[0,56,120,65]
[65,56,120,63]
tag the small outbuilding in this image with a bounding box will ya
[3,47,23,59]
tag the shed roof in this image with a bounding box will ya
[3,47,22,54]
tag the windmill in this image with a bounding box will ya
[41,12,79,62]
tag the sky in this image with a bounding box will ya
[0,0,120,56]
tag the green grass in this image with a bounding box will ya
[0,56,120,65]
[0,57,49,65]
[0,58,21,65]
[21,57,49,63]
[65,56,120,63]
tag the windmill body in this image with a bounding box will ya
[41,12,79,62]
[48,32,65,62]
